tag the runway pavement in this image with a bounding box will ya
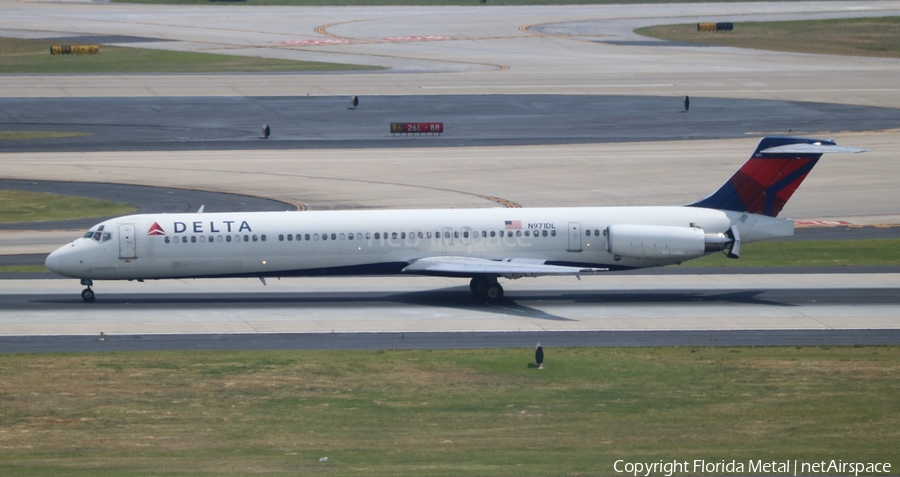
[2,274,899,337]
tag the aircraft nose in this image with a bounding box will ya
[45,248,62,275]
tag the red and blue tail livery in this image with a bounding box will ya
[689,136,866,217]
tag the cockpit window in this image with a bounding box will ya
[102,233,112,242]
[97,225,105,231]
[83,231,94,239]
[93,233,102,242]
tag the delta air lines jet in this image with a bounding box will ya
[45,137,866,302]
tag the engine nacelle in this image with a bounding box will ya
[606,224,730,259]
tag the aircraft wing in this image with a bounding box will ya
[402,256,608,278]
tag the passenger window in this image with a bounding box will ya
[182,236,188,243]
[262,235,266,242]
[551,230,557,236]
[543,230,548,237]
[217,236,223,243]
[508,231,513,237]
[374,233,380,240]
[490,231,495,237]
[313,234,319,241]
[595,230,600,236]
[164,237,170,243]
[418,232,423,239]
[199,236,206,243]
[444,231,450,239]
[280,234,285,241]
[392,232,397,240]
[357,233,363,240]
[331,233,336,240]
[322,233,328,241]
[252,235,258,242]
[226,235,232,243]
[303,234,309,241]
[209,236,214,243]
[340,233,346,240]
[586,230,591,236]
[426,232,432,239]
[463,231,469,238]
[348,233,353,241]
[454,231,459,239]
[235,236,241,242]
[516,231,521,237]
[366,233,371,240]
[191,236,197,243]
[524,231,529,237]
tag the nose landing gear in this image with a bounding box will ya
[470,275,504,301]
[80,279,95,302]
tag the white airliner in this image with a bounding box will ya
[46,136,866,302]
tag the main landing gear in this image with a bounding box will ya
[80,279,95,302]
[470,275,503,301]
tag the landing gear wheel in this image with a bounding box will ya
[81,288,95,302]
[470,276,487,295]
[484,283,504,301]
[470,275,503,302]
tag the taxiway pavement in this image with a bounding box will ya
[2,275,899,337]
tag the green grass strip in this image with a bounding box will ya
[0,190,137,223]
[683,238,900,267]
[0,265,48,273]
[0,347,896,476]
[0,131,89,141]
[636,17,900,59]
[0,37,380,74]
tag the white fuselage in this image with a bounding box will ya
[45,206,792,281]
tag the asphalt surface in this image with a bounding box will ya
[2,95,899,153]
[6,287,899,311]
[2,329,898,353]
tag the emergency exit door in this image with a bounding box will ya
[567,222,582,252]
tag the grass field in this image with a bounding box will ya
[0,37,380,74]
[636,17,900,59]
[0,190,136,224]
[0,347,897,476]
[683,238,900,267]
[0,131,89,141]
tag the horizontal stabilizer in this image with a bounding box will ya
[760,144,869,154]
[403,256,607,277]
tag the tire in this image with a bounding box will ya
[485,284,503,301]
[81,289,95,302]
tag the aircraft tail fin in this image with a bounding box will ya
[688,136,867,217]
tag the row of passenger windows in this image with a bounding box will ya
[276,229,559,242]
[157,229,599,245]
[164,235,267,244]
